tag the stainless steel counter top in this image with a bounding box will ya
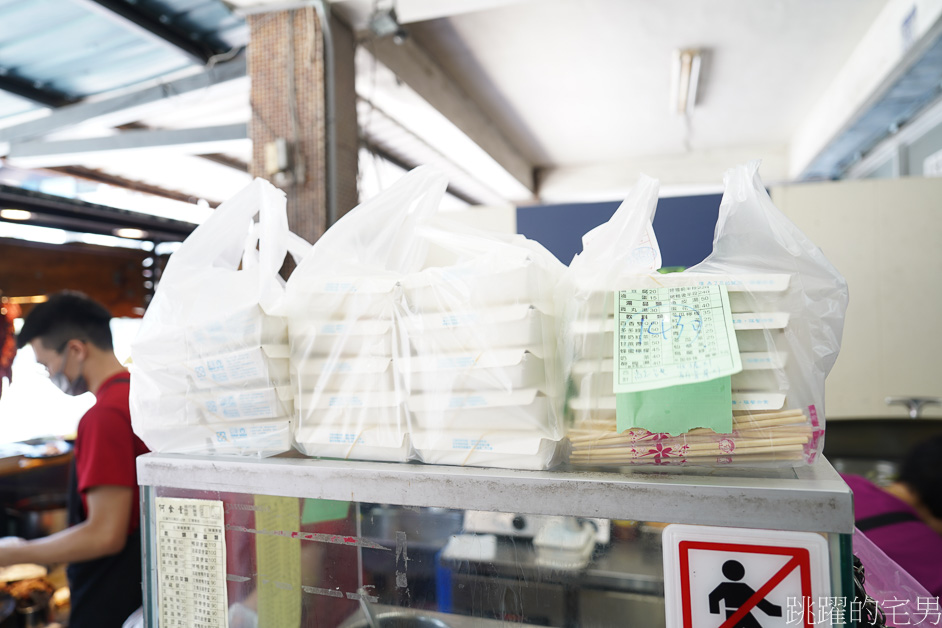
[138,453,854,533]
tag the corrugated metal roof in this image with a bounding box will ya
[0,0,245,123]
[0,91,39,121]
[3,1,186,100]
[801,30,942,180]
[131,0,248,51]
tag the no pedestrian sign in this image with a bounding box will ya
[662,525,831,628]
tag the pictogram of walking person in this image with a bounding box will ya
[708,559,782,627]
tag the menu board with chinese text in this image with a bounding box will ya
[156,497,228,628]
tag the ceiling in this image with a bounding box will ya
[408,0,885,166]
[0,0,939,226]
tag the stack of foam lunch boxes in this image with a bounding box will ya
[133,305,295,456]
[288,248,563,470]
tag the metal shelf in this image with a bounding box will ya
[138,453,853,534]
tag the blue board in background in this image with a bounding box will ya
[516,194,722,269]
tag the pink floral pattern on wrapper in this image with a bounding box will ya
[805,405,824,463]
[624,440,690,466]
[642,442,688,465]
[623,429,673,443]
[650,442,673,464]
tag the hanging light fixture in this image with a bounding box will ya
[114,228,148,239]
[670,49,702,115]
[0,209,32,221]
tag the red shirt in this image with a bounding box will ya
[73,371,150,535]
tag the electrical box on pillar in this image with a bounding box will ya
[264,138,293,187]
[246,1,360,244]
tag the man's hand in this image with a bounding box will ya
[0,537,26,549]
[0,537,27,567]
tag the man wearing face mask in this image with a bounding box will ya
[0,291,149,627]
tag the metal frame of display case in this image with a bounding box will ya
[138,454,857,626]
[138,455,852,532]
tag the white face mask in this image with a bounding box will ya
[50,351,88,396]
[49,370,71,394]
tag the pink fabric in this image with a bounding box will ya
[843,474,942,598]
[852,527,933,626]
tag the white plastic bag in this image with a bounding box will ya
[684,161,848,464]
[562,162,848,468]
[285,166,565,469]
[130,178,309,457]
[557,173,662,452]
[403,219,565,469]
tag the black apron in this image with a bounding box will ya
[66,375,143,628]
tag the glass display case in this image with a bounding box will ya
[138,454,855,627]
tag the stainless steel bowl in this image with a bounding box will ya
[16,603,49,628]
[12,590,51,628]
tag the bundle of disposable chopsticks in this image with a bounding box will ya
[567,407,812,467]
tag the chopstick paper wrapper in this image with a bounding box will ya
[568,408,810,466]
